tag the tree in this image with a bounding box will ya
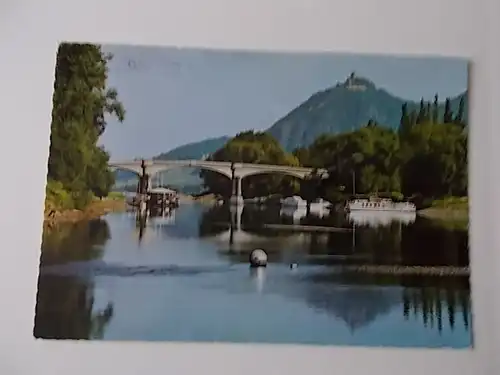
[201,131,300,198]
[292,147,311,166]
[306,124,401,197]
[443,98,453,123]
[416,98,425,124]
[425,102,432,123]
[399,103,410,135]
[409,110,417,127]
[400,122,467,197]
[432,94,439,124]
[87,147,114,199]
[47,43,125,209]
[454,96,466,126]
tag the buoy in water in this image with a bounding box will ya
[249,249,268,267]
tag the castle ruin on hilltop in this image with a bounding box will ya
[338,72,368,91]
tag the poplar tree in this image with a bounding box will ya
[47,43,125,208]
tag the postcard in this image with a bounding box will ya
[34,43,470,348]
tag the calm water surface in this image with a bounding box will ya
[34,203,472,348]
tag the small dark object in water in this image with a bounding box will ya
[290,263,298,269]
[249,249,268,267]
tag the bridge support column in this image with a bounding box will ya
[230,176,243,206]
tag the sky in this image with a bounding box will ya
[98,44,468,160]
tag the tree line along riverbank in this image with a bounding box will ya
[198,121,467,219]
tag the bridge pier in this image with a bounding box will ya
[230,176,244,206]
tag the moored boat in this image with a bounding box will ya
[345,197,416,213]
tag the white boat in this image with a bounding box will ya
[346,197,416,213]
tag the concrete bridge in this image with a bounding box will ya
[109,159,328,205]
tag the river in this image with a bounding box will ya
[33,202,472,348]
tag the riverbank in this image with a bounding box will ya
[418,196,468,221]
[44,195,127,229]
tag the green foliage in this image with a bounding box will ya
[45,180,74,210]
[306,124,402,196]
[400,122,467,197]
[201,131,300,198]
[298,95,468,202]
[46,43,125,210]
[200,90,468,205]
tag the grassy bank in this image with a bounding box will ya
[44,182,126,229]
[418,196,468,221]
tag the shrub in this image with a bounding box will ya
[45,180,74,210]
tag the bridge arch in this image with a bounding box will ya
[147,164,233,180]
[239,169,310,180]
[109,165,142,176]
[108,163,234,189]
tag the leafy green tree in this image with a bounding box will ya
[425,102,432,123]
[409,110,417,127]
[47,43,125,209]
[454,96,466,126]
[292,147,311,166]
[417,98,425,124]
[432,94,439,124]
[201,131,300,198]
[306,123,401,197]
[443,98,453,123]
[87,147,115,199]
[400,122,467,197]
[399,103,410,136]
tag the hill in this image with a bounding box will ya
[267,74,468,151]
[153,74,468,158]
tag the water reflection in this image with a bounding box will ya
[40,218,110,266]
[401,284,470,333]
[280,206,307,223]
[35,219,114,339]
[249,267,266,294]
[34,203,472,346]
[348,210,417,227]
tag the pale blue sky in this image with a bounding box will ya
[99,45,468,160]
